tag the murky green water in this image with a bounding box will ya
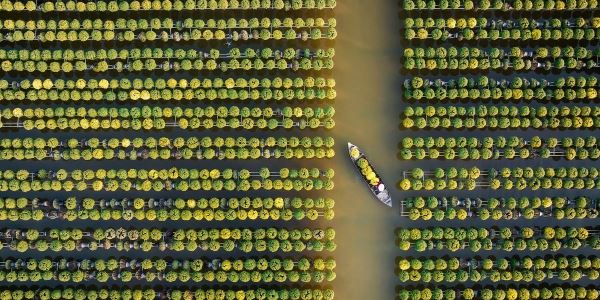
[331,1,403,299]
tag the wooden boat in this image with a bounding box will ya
[347,142,392,207]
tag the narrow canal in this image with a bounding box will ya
[331,0,403,298]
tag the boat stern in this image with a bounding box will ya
[385,198,393,207]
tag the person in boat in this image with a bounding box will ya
[371,183,386,194]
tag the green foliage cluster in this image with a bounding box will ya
[0,47,335,73]
[403,46,598,71]
[403,196,598,221]
[403,0,596,10]
[402,104,600,129]
[0,0,337,12]
[0,167,335,192]
[0,136,335,160]
[0,17,337,42]
[398,286,599,300]
[397,254,600,283]
[404,17,600,41]
[0,227,337,253]
[404,75,598,102]
[0,256,336,283]
[0,76,336,102]
[0,105,336,131]
[399,135,600,160]
[0,287,334,300]
[0,196,336,221]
